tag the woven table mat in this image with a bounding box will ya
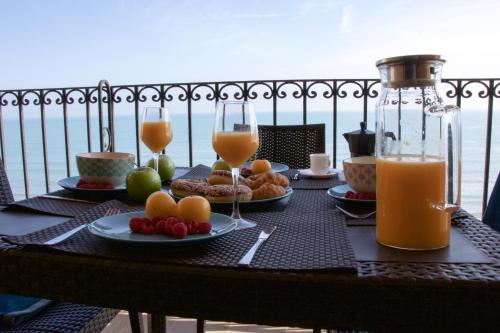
[7,190,98,217]
[175,164,211,180]
[210,197,290,214]
[345,218,376,226]
[342,209,474,227]
[6,200,356,273]
[285,170,343,190]
[286,189,336,213]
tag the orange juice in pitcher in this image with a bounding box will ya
[376,155,450,249]
[375,55,461,250]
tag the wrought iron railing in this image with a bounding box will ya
[0,78,498,214]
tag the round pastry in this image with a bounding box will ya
[248,172,289,189]
[208,170,250,187]
[252,183,286,200]
[170,179,209,197]
[205,184,252,203]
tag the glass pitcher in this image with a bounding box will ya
[375,55,461,250]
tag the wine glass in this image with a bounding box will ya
[212,101,259,229]
[140,107,173,172]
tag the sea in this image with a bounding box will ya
[2,110,499,218]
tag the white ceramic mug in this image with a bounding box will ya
[310,153,331,175]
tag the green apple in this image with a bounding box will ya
[126,167,162,202]
[147,155,175,182]
[211,159,231,172]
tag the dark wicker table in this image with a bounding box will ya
[0,170,499,332]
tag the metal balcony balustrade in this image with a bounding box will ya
[0,78,498,213]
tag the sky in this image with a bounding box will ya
[1,0,500,90]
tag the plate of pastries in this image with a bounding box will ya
[170,170,293,205]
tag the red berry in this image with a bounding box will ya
[241,168,252,174]
[197,223,212,235]
[139,217,152,225]
[142,225,156,234]
[155,220,167,234]
[345,191,354,199]
[358,193,368,200]
[103,184,114,189]
[151,216,164,224]
[172,223,188,239]
[129,217,145,233]
[163,223,173,236]
[185,220,199,235]
[163,217,178,236]
[165,216,179,225]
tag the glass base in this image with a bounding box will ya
[233,218,257,230]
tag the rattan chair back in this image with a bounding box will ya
[253,124,325,169]
[0,159,14,205]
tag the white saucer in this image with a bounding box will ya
[299,169,337,179]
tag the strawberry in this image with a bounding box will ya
[172,223,188,239]
[197,222,212,235]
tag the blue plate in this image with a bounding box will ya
[327,184,376,204]
[242,161,289,174]
[58,176,127,195]
[88,211,236,244]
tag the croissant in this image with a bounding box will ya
[248,172,289,189]
[252,183,286,200]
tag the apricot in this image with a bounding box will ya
[145,191,177,219]
[251,159,272,174]
[177,195,211,223]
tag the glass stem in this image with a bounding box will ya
[231,166,241,220]
[153,152,159,172]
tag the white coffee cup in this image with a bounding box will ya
[310,153,331,175]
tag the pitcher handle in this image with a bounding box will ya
[442,105,461,212]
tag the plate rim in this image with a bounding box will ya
[242,161,289,173]
[327,184,376,203]
[58,176,127,192]
[299,168,337,178]
[88,211,237,243]
[168,186,293,205]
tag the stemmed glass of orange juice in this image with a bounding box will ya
[140,107,173,172]
[212,101,259,229]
